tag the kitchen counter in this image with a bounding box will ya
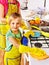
[20,9,49,65]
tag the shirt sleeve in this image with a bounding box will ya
[6,30,15,40]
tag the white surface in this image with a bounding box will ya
[27,0,44,11]
[42,14,49,22]
[20,10,32,20]
[29,55,49,65]
[45,0,49,12]
[18,0,28,8]
[20,9,41,20]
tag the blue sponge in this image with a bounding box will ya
[21,36,28,46]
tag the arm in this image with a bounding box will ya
[0,4,4,18]
[8,37,20,48]
[0,4,6,24]
[18,7,21,14]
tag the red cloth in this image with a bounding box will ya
[17,1,20,8]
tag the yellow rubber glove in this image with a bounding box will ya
[31,26,49,38]
[19,45,46,55]
[19,45,49,60]
[23,30,34,38]
[19,45,31,53]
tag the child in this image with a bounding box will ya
[4,13,22,65]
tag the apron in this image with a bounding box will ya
[4,38,21,65]
[4,35,21,65]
